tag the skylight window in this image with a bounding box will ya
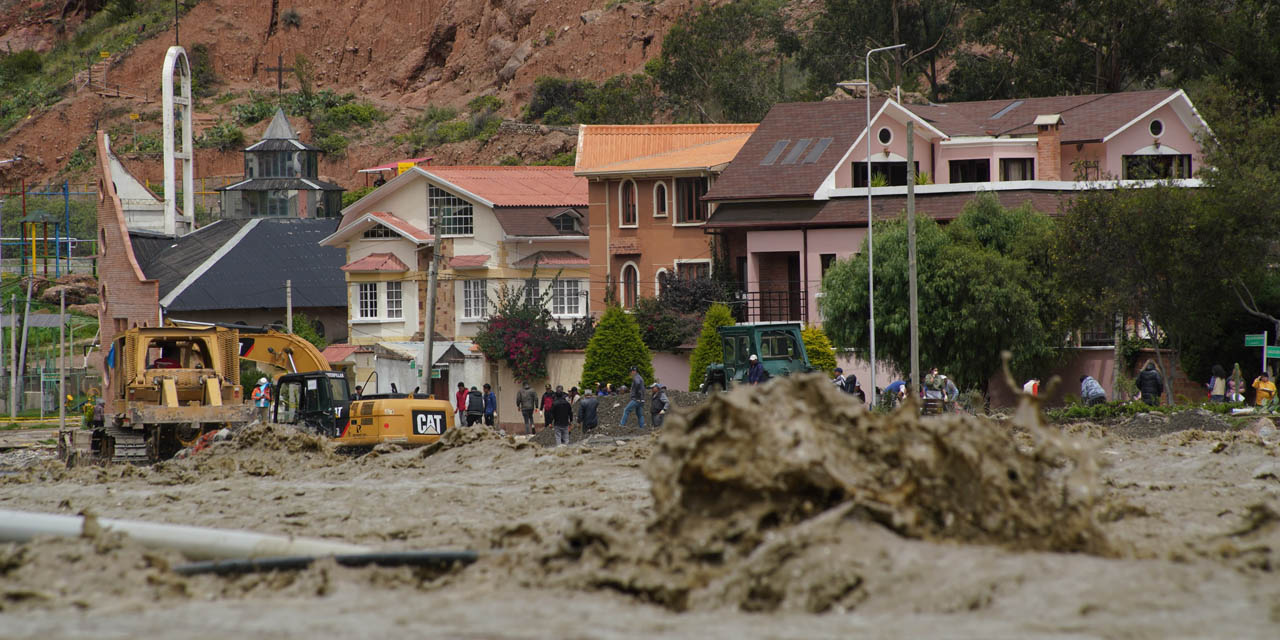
[802,138,833,164]
[760,140,790,165]
[990,100,1024,120]
[780,139,812,165]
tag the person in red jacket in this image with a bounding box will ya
[455,381,467,422]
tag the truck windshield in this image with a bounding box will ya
[760,330,799,360]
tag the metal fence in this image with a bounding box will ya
[0,367,102,418]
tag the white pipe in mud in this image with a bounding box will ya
[0,509,372,560]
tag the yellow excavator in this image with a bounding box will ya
[63,322,453,464]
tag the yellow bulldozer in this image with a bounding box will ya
[60,322,454,464]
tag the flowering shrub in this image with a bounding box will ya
[474,277,593,383]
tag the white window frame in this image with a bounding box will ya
[385,281,403,319]
[655,267,670,297]
[551,279,584,318]
[653,181,669,218]
[619,261,640,309]
[462,279,488,321]
[673,258,712,281]
[356,282,378,320]
[428,184,474,237]
[618,179,639,228]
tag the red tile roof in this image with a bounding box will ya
[491,206,587,237]
[511,251,588,268]
[341,252,409,272]
[449,254,490,269]
[370,211,432,241]
[424,166,587,207]
[321,344,368,363]
[906,89,1178,141]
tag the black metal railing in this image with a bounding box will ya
[733,286,808,323]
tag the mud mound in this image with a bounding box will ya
[1115,409,1236,439]
[150,423,341,483]
[420,424,506,457]
[0,536,189,612]
[527,421,652,447]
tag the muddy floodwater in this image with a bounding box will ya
[1,376,1278,638]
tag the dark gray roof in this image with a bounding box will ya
[143,220,250,298]
[128,229,179,273]
[218,177,345,192]
[245,138,321,152]
[137,219,346,312]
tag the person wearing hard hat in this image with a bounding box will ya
[746,354,767,385]
[251,377,272,423]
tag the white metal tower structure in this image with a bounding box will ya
[161,46,195,235]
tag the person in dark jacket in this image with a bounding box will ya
[483,383,497,427]
[649,383,669,428]
[746,354,766,385]
[577,389,599,432]
[465,386,485,426]
[1137,360,1163,405]
[1080,375,1107,406]
[621,366,646,428]
[516,382,538,435]
[550,386,573,446]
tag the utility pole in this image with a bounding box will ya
[420,207,444,395]
[58,288,65,431]
[9,295,15,421]
[906,121,920,399]
[17,276,33,414]
[285,279,293,334]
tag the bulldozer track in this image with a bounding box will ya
[105,425,149,464]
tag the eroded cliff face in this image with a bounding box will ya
[0,0,707,185]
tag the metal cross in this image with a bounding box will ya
[264,54,294,96]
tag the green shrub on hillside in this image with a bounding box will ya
[688,303,735,390]
[580,305,654,390]
[343,186,375,207]
[0,50,42,80]
[195,122,245,151]
[523,74,660,125]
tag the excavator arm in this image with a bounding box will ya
[236,331,331,375]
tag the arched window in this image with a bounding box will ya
[620,180,637,226]
[653,182,668,217]
[621,263,639,308]
[655,268,669,297]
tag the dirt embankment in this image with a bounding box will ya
[0,0,705,187]
[2,376,1279,637]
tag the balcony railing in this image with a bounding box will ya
[732,286,808,323]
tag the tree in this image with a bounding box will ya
[949,0,1172,99]
[802,325,838,374]
[822,194,1061,394]
[798,0,963,99]
[633,296,700,352]
[658,271,734,315]
[290,314,328,351]
[646,0,797,122]
[580,305,654,390]
[474,280,558,383]
[688,303,735,390]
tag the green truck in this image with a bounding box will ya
[700,322,815,391]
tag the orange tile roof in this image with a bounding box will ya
[341,252,409,272]
[511,250,588,268]
[449,254,490,269]
[321,344,368,363]
[423,166,587,207]
[580,135,756,175]
[575,124,759,174]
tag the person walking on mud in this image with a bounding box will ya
[1137,360,1164,405]
[541,384,555,431]
[252,377,272,422]
[578,388,598,434]
[550,385,573,446]
[1229,363,1246,403]
[455,382,468,423]
[621,366,646,429]
[649,383,669,428]
[516,382,538,435]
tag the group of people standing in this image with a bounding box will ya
[463,366,672,447]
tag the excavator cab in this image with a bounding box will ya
[273,371,351,438]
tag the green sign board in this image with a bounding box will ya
[431,368,442,379]
[1245,334,1267,347]
[1266,346,1280,359]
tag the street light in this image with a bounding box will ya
[860,43,904,407]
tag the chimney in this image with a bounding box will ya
[1034,114,1063,181]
